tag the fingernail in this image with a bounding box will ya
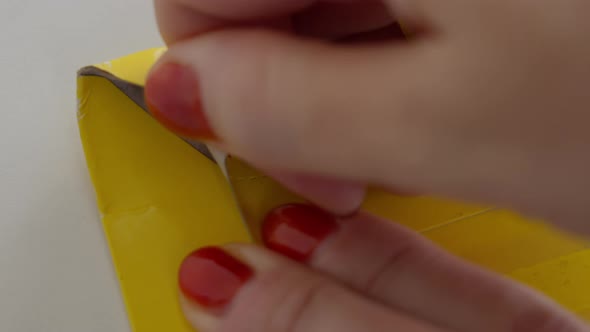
[179,247,253,308]
[145,62,217,140]
[262,204,339,262]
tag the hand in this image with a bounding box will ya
[177,204,588,332]
[147,2,590,330]
[150,0,404,216]
[146,0,590,232]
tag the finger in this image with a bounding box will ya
[337,22,406,44]
[387,0,463,33]
[156,0,403,45]
[262,170,366,215]
[154,0,225,44]
[171,0,313,21]
[144,29,434,189]
[293,2,394,39]
[178,245,445,332]
[261,204,588,332]
[154,0,292,44]
[154,0,314,45]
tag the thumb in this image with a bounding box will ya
[144,29,438,188]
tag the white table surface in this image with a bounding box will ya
[0,1,163,331]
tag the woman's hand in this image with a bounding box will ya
[150,0,405,216]
[147,0,590,232]
[178,204,588,332]
[148,1,590,330]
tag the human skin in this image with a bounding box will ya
[146,0,590,330]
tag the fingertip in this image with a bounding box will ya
[177,245,258,330]
[179,294,220,332]
[264,171,366,216]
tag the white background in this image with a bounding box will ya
[0,1,162,331]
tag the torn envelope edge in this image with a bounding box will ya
[77,65,253,237]
[78,66,215,162]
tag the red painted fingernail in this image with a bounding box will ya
[262,204,339,262]
[179,247,253,308]
[145,62,217,140]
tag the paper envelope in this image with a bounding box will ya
[77,48,590,331]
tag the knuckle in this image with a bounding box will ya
[214,32,279,119]
[229,265,332,332]
[269,278,326,332]
[199,31,295,160]
[264,47,330,160]
[364,230,430,294]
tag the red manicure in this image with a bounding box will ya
[145,62,217,140]
[262,204,339,262]
[178,247,253,308]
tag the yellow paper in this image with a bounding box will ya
[77,49,590,331]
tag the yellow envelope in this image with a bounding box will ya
[77,48,590,331]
